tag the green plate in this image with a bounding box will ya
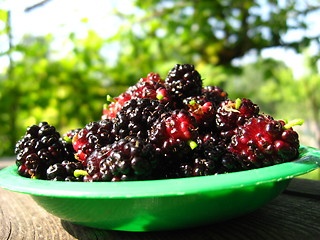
[0,145,319,232]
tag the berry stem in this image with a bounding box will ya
[283,119,304,130]
[188,140,198,150]
[104,95,116,110]
[74,169,89,178]
[189,100,196,105]
[235,98,242,110]
[106,95,116,104]
[103,103,108,110]
[63,135,72,143]
[156,93,164,100]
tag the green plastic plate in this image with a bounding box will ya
[0,145,319,232]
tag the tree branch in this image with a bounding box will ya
[25,0,53,12]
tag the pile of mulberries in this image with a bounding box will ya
[15,64,303,181]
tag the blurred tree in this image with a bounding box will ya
[110,0,320,68]
[1,0,320,157]
[259,53,320,147]
[296,53,320,145]
[24,0,52,12]
[0,31,111,156]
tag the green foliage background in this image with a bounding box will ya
[0,0,320,161]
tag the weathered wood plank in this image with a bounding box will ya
[0,179,319,240]
[285,178,320,197]
[0,190,76,240]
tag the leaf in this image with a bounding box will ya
[81,17,88,23]
[0,9,8,23]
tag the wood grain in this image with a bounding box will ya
[0,178,319,240]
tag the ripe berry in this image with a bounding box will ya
[15,122,68,179]
[102,73,172,120]
[113,98,171,139]
[46,160,84,181]
[61,128,81,161]
[183,97,216,132]
[138,72,163,83]
[228,115,301,168]
[72,120,116,163]
[165,64,202,99]
[149,109,199,150]
[84,137,163,181]
[102,93,132,120]
[216,98,260,140]
[202,86,228,108]
[178,134,242,177]
[127,79,172,104]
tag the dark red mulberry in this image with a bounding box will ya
[228,115,301,168]
[165,64,202,99]
[84,137,163,181]
[46,160,85,181]
[113,98,171,139]
[216,98,260,140]
[15,122,68,179]
[72,120,116,163]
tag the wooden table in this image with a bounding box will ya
[0,162,320,240]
